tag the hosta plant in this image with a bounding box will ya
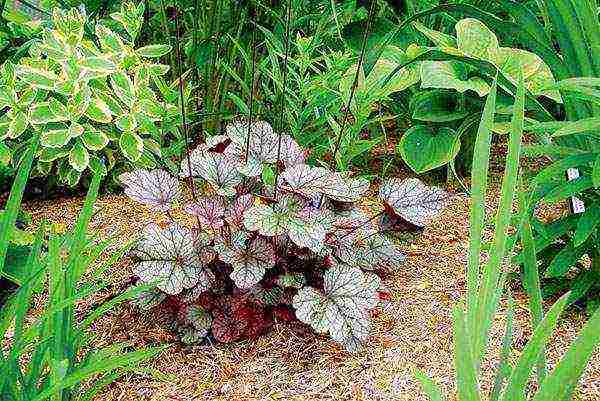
[394,18,561,174]
[121,120,449,351]
[0,3,178,187]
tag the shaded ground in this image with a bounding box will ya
[23,173,599,400]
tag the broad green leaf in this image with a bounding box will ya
[41,129,71,148]
[85,97,113,123]
[115,114,138,132]
[7,112,28,138]
[81,127,109,151]
[456,18,499,59]
[110,72,135,106]
[545,241,589,278]
[573,206,600,247]
[69,141,89,172]
[398,125,461,173]
[0,142,11,165]
[68,85,92,120]
[15,65,57,90]
[412,20,456,47]
[68,122,85,138]
[95,24,126,53]
[411,90,469,122]
[593,154,600,188]
[81,56,117,75]
[0,85,15,108]
[38,147,69,162]
[30,100,70,124]
[119,131,143,162]
[420,61,490,96]
[136,45,172,58]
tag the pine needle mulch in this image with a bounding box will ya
[23,182,600,401]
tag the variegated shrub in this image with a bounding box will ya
[0,3,178,186]
[122,120,450,351]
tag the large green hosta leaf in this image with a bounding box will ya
[293,263,380,351]
[415,18,559,101]
[398,125,461,173]
[420,60,490,96]
[219,236,276,289]
[133,223,212,295]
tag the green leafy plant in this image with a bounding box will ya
[1,157,162,400]
[120,119,449,350]
[0,3,178,187]
[393,16,560,174]
[415,69,600,401]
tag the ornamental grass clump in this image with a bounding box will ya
[120,120,449,351]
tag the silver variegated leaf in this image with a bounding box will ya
[184,197,225,229]
[281,164,369,202]
[225,120,279,163]
[379,178,448,227]
[281,164,332,198]
[292,263,379,352]
[354,233,406,271]
[224,194,254,228]
[243,195,327,252]
[182,151,242,197]
[220,237,276,289]
[132,287,166,310]
[279,134,305,167]
[119,169,180,211]
[133,223,212,295]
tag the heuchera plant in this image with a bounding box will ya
[0,3,178,186]
[121,121,449,351]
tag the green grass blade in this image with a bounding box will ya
[465,77,497,339]
[473,65,525,362]
[519,191,547,383]
[490,290,515,401]
[414,369,444,401]
[501,294,569,401]
[0,133,40,284]
[532,306,600,401]
[30,347,163,401]
[453,306,481,401]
